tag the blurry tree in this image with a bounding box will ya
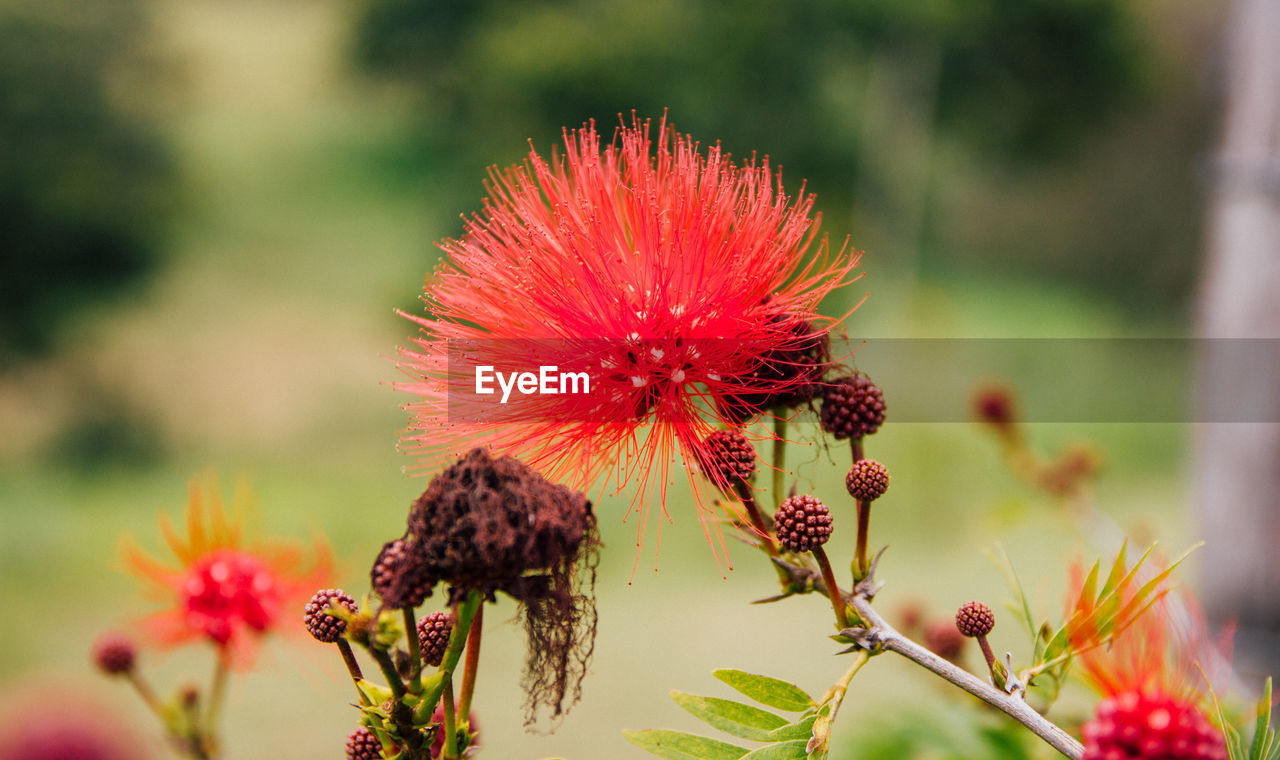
[348,0,1179,306]
[0,0,174,360]
[1196,0,1280,683]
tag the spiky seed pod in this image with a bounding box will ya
[820,375,886,440]
[371,538,434,610]
[923,620,966,662]
[1081,691,1227,760]
[417,611,454,668]
[91,633,137,675]
[773,494,833,553]
[408,448,594,598]
[409,448,600,725]
[955,601,996,638]
[345,726,384,760]
[846,459,890,501]
[303,589,358,643]
[700,429,757,488]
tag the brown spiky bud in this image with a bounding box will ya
[371,537,434,610]
[416,610,454,668]
[91,633,137,675]
[845,459,890,502]
[304,588,358,643]
[700,429,757,487]
[345,726,385,760]
[820,375,886,440]
[773,494,833,553]
[955,601,995,638]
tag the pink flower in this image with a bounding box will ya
[394,117,858,560]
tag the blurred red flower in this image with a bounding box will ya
[123,477,331,666]
[394,116,859,561]
[1075,594,1230,760]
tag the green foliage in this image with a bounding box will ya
[712,670,816,713]
[838,707,1044,760]
[352,0,1142,164]
[347,0,1155,311]
[0,0,174,358]
[627,670,827,759]
[990,541,1193,710]
[671,693,789,742]
[1216,678,1280,760]
[623,730,749,760]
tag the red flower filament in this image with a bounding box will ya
[394,116,860,564]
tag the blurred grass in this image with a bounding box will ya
[0,1,1204,758]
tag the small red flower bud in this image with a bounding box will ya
[955,601,995,637]
[700,429,757,487]
[91,633,137,675]
[773,494,833,553]
[845,459,890,501]
[345,726,386,760]
[304,588,358,643]
[371,538,434,610]
[820,375,886,440]
[416,610,454,668]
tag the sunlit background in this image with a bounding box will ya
[2,0,1270,758]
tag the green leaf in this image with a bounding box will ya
[622,730,749,760]
[713,670,815,712]
[1098,540,1129,599]
[766,715,818,742]
[739,740,809,759]
[986,544,1039,648]
[671,692,788,742]
[1250,677,1279,760]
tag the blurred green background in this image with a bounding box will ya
[0,0,1224,757]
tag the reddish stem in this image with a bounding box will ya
[457,604,483,719]
[734,482,777,557]
[812,545,850,628]
[854,499,871,579]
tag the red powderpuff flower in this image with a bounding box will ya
[123,477,332,666]
[1075,595,1230,760]
[394,116,859,562]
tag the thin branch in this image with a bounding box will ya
[848,595,1084,759]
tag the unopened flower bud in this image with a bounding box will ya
[820,375,886,440]
[417,611,454,668]
[91,633,136,675]
[304,588,358,643]
[773,494,833,553]
[700,429,757,488]
[845,459,889,502]
[955,601,995,638]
